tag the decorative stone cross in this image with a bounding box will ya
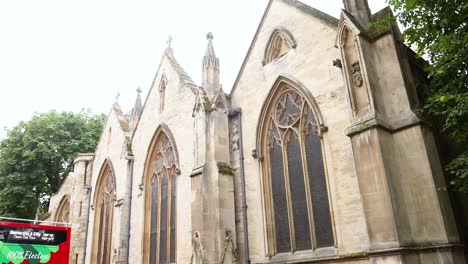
[206,32,213,40]
[136,87,142,94]
[166,35,173,47]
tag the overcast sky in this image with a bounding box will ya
[0,0,388,140]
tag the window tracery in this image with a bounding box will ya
[145,130,178,264]
[261,84,334,255]
[263,28,297,65]
[92,164,115,264]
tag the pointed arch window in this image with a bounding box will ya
[159,77,167,112]
[260,82,334,255]
[91,164,115,264]
[263,27,297,65]
[55,196,70,223]
[144,129,178,264]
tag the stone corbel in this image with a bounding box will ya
[217,161,234,176]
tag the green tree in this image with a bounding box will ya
[0,111,105,219]
[386,0,468,193]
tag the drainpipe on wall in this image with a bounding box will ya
[82,161,92,264]
[124,154,134,264]
[229,108,250,264]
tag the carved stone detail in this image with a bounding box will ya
[351,61,363,87]
[220,230,239,264]
[231,120,239,152]
[190,231,206,264]
[252,149,259,159]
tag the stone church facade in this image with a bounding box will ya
[42,0,467,263]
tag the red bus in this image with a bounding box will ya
[0,219,71,264]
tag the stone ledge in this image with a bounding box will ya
[190,165,205,177]
[345,115,422,137]
[264,243,464,264]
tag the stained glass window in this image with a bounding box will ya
[147,131,177,264]
[93,165,114,264]
[263,86,334,254]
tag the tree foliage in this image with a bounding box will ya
[0,111,105,219]
[386,0,468,193]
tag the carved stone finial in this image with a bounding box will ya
[115,92,120,103]
[206,32,213,40]
[136,87,142,94]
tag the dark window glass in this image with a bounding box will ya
[170,170,176,263]
[150,176,159,264]
[102,200,110,264]
[270,140,291,253]
[306,132,334,248]
[159,169,169,264]
[286,132,312,250]
[97,201,104,264]
[147,133,178,263]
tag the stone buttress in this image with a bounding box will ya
[337,0,465,262]
[190,33,238,264]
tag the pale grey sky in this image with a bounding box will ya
[0,0,388,139]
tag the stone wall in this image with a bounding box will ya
[230,0,369,262]
[43,153,94,264]
[128,51,197,264]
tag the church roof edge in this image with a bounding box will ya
[230,0,338,97]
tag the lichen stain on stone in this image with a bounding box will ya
[217,161,234,175]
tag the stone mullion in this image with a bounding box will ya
[298,104,317,250]
[156,171,162,264]
[281,129,296,252]
[264,134,276,256]
[319,137,337,248]
[166,167,173,264]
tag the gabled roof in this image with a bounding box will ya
[130,47,197,141]
[230,0,338,96]
[111,102,130,132]
[280,0,338,28]
[165,48,196,87]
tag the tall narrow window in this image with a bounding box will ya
[261,82,334,255]
[159,78,167,112]
[145,129,178,264]
[92,164,115,264]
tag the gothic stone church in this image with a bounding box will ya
[41,0,467,263]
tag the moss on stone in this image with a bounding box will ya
[203,96,213,112]
[217,161,234,175]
